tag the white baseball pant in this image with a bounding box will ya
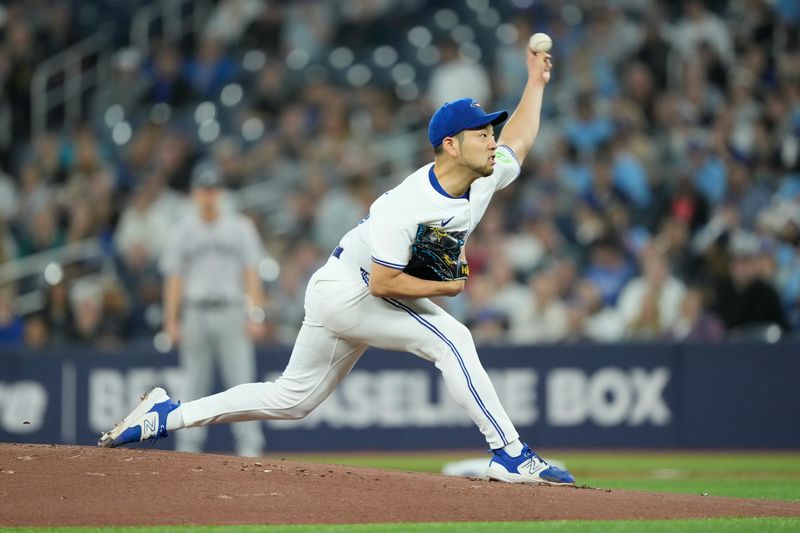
[179,252,520,450]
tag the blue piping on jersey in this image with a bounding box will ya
[429,166,470,200]
[372,256,406,270]
[383,296,509,446]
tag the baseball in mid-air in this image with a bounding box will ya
[528,32,552,53]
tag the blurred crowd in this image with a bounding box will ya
[0,0,799,352]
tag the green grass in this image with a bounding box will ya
[551,452,800,502]
[280,450,800,502]
[4,518,800,532]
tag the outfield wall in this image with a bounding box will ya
[1,343,798,451]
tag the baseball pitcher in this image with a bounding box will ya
[100,48,574,485]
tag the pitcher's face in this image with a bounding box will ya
[457,125,498,177]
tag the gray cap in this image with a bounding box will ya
[191,162,224,189]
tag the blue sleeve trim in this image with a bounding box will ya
[372,257,407,270]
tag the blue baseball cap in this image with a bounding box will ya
[428,98,508,148]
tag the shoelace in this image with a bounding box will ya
[147,423,167,445]
[521,448,549,474]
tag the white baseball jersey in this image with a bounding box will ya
[338,144,521,273]
[160,212,262,302]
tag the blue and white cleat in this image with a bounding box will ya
[97,387,179,448]
[486,444,576,486]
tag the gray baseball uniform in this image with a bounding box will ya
[160,210,266,456]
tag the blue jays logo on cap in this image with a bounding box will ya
[428,98,508,148]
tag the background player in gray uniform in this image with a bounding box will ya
[160,164,266,457]
[102,48,574,485]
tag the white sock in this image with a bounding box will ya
[502,439,524,456]
[165,405,186,431]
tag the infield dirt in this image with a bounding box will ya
[1,443,799,526]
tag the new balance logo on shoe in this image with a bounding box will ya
[141,413,158,439]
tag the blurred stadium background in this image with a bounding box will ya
[0,0,799,454]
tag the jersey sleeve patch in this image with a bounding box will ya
[497,144,521,167]
[492,144,522,190]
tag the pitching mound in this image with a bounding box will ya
[1,444,799,526]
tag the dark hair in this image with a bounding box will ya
[433,131,464,156]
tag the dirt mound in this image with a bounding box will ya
[1,444,799,526]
